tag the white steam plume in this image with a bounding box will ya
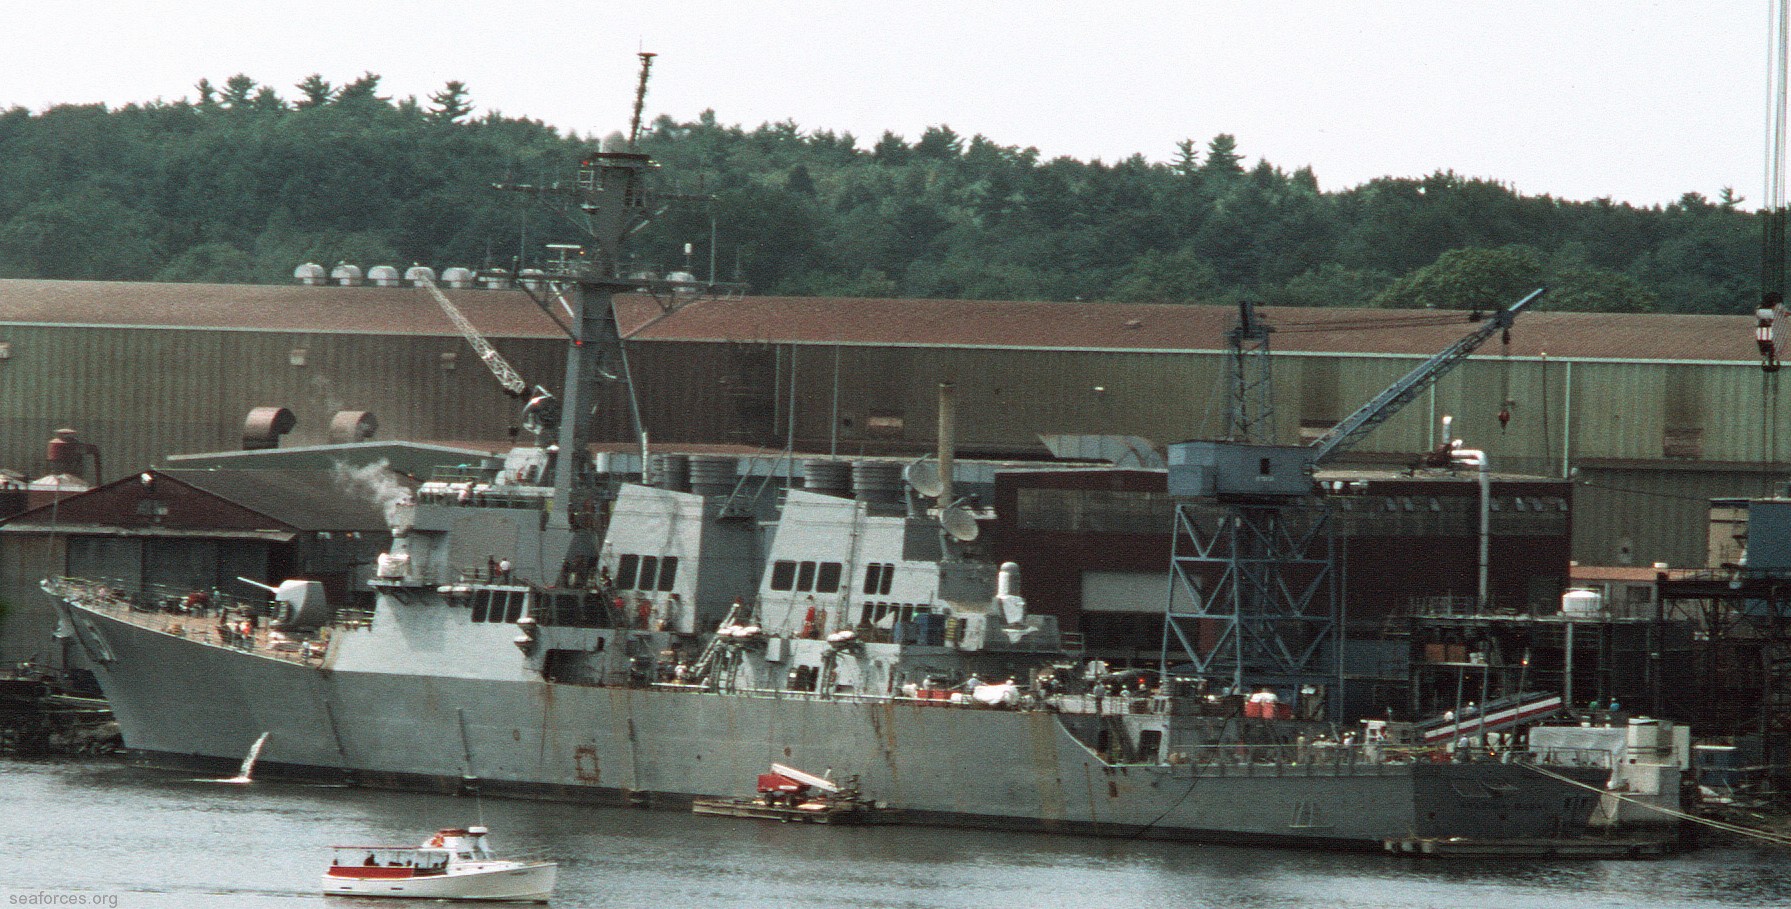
[333,458,414,533]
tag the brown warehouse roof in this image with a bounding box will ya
[0,278,1762,363]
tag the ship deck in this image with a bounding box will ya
[46,577,331,668]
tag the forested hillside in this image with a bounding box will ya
[0,73,1761,314]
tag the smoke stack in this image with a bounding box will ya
[46,428,100,484]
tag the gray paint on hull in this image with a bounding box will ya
[71,605,1604,848]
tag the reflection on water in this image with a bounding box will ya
[3,756,1791,909]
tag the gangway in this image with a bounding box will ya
[1416,691,1566,745]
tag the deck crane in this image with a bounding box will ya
[1170,286,1547,497]
[1162,288,1546,708]
[1307,287,1545,467]
[416,272,560,437]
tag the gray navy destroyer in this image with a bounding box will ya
[47,60,1634,853]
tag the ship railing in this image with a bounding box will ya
[1169,742,1412,776]
[1515,746,1614,771]
[647,681,1193,715]
[648,682,911,705]
[1050,693,1200,716]
[1161,742,1614,776]
[415,485,549,511]
[45,576,267,617]
[43,576,344,667]
[645,681,1053,711]
[426,466,502,484]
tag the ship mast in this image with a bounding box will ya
[541,54,660,561]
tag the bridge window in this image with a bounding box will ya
[770,560,797,591]
[656,557,679,591]
[796,561,817,592]
[471,590,491,622]
[638,556,660,592]
[863,563,895,595]
[816,562,842,593]
[616,554,640,590]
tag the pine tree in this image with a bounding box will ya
[221,75,256,109]
[1203,133,1243,177]
[1172,138,1201,177]
[294,75,333,109]
[335,72,384,105]
[427,81,473,123]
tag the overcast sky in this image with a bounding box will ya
[4,2,1773,206]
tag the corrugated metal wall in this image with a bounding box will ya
[0,326,568,478]
[0,323,1784,571]
[1572,467,1773,568]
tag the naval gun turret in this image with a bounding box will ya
[237,577,331,630]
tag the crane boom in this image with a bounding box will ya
[417,273,529,397]
[1307,288,1545,465]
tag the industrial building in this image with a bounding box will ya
[0,276,1781,678]
[0,277,1775,570]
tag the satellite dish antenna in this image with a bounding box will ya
[905,458,944,498]
[940,503,979,542]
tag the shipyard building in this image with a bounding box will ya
[0,278,1773,559]
[0,278,1777,704]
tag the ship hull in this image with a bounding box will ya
[66,603,1610,851]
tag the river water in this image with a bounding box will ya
[4,756,1791,909]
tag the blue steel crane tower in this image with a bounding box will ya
[1161,290,1545,715]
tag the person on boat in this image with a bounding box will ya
[497,558,513,582]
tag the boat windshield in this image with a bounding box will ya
[330,847,448,871]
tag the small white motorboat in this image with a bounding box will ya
[322,826,556,901]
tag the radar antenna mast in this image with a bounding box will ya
[471,51,665,573]
[629,51,657,150]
